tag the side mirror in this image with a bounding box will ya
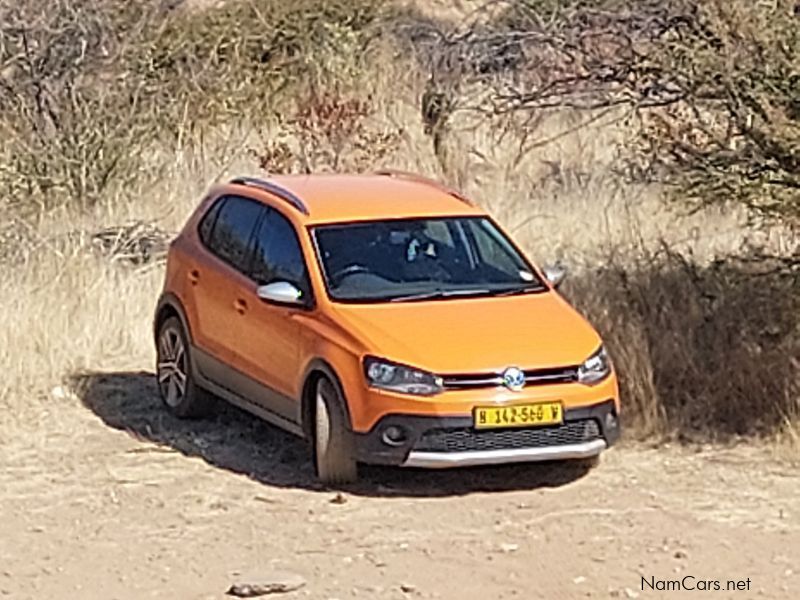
[542,264,567,289]
[256,281,305,306]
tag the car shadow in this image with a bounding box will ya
[71,370,597,498]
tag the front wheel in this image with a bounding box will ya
[314,378,358,485]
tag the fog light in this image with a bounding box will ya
[381,425,407,447]
[605,412,618,430]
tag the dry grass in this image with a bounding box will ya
[0,138,256,431]
[0,250,161,430]
[0,0,797,451]
[1,116,797,447]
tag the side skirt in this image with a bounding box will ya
[192,346,305,438]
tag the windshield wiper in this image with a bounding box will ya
[490,284,548,297]
[388,288,492,302]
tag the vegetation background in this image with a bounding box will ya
[0,0,797,446]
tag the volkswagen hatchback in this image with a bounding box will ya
[154,172,620,483]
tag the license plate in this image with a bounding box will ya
[474,402,563,430]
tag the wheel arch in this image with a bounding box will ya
[300,359,353,440]
[154,293,193,345]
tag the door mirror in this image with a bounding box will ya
[256,281,305,306]
[542,264,567,289]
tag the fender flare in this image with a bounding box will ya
[300,358,353,438]
[153,292,193,345]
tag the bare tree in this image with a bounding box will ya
[401,0,800,228]
[0,0,160,209]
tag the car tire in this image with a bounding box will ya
[314,377,358,485]
[156,316,214,418]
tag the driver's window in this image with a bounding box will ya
[467,219,527,277]
[422,221,454,247]
[250,209,310,295]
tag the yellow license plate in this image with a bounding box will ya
[474,402,563,430]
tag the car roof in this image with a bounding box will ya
[217,173,487,225]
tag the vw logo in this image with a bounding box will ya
[501,367,526,391]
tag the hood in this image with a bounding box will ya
[331,291,602,374]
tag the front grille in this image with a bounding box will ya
[413,419,601,453]
[441,366,579,390]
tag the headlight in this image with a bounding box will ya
[577,346,611,384]
[363,357,443,396]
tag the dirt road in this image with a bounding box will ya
[1,371,797,599]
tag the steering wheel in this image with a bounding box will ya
[331,264,370,282]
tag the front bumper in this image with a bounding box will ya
[404,439,607,468]
[354,399,620,468]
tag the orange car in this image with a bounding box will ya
[154,173,620,483]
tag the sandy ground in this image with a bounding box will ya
[0,371,797,600]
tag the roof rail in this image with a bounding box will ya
[375,169,474,206]
[230,176,310,215]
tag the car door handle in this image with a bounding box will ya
[188,269,200,285]
[234,298,248,314]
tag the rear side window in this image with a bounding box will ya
[204,196,264,273]
[198,198,224,245]
[251,209,310,294]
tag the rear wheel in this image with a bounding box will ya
[156,316,214,418]
[314,378,358,485]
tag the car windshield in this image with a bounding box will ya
[312,217,548,303]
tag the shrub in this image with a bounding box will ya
[567,248,800,439]
[250,91,403,173]
[631,0,800,227]
[0,0,159,210]
[0,0,386,211]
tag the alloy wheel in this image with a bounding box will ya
[157,326,187,408]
